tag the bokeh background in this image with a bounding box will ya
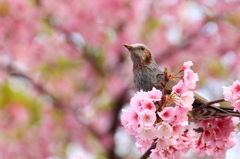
[1,0,240,159]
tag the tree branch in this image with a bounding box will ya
[195,98,225,112]
[6,64,64,110]
[108,87,129,159]
[140,141,157,159]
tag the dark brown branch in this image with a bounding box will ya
[108,88,129,159]
[140,141,157,159]
[195,98,225,112]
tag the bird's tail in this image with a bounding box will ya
[192,106,240,122]
[220,107,240,118]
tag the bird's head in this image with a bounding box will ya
[124,43,153,68]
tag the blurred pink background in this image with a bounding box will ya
[0,0,240,158]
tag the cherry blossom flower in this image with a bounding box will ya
[138,109,156,127]
[179,91,194,108]
[223,80,240,112]
[130,96,143,111]
[180,61,193,72]
[156,122,173,138]
[142,99,156,112]
[147,87,162,101]
[172,124,185,139]
[231,80,240,96]
[193,138,211,157]
[121,109,139,125]
[170,106,189,126]
[121,109,139,135]
[150,149,164,159]
[183,68,199,89]
[156,137,172,150]
[222,86,233,102]
[158,107,175,121]
[136,137,153,153]
[172,80,188,95]
[137,126,156,140]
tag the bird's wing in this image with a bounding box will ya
[165,79,177,91]
[193,92,229,113]
[193,92,208,107]
[191,92,240,122]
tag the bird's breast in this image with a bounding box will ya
[133,68,156,91]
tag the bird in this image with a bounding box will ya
[124,43,240,122]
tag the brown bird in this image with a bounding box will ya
[124,43,240,122]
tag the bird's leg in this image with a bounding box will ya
[195,98,226,112]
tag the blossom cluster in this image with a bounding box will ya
[194,117,237,159]
[223,80,240,112]
[121,86,196,159]
[121,61,239,159]
[121,61,197,158]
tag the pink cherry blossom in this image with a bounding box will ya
[232,100,240,112]
[135,137,153,153]
[138,109,156,127]
[231,80,240,96]
[137,126,156,140]
[183,68,199,89]
[130,95,143,111]
[180,61,193,72]
[179,91,194,109]
[177,130,196,150]
[157,107,175,121]
[210,144,228,159]
[147,87,162,101]
[193,117,237,159]
[170,106,189,126]
[150,149,164,159]
[121,109,139,125]
[167,146,181,159]
[156,137,172,150]
[222,86,233,102]
[156,122,173,138]
[193,139,211,157]
[223,80,240,112]
[136,90,149,98]
[142,99,156,112]
[172,124,185,139]
[172,80,188,95]
[121,109,139,135]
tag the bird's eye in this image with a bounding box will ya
[140,46,145,51]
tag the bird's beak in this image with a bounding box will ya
[124,44,133,51]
